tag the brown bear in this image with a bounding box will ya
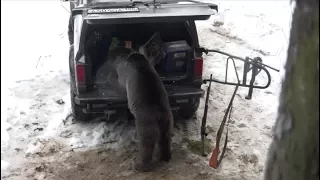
[106,47,173,172]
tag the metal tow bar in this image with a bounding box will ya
[197,48,280,169]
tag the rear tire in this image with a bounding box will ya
[178,98,200,119]
[70,88,92,122]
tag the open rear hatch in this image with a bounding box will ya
[72,0,218,24]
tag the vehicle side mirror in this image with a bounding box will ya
[208,4,218,12]
[61,0,77,13]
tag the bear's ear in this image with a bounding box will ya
[127,52,146,61]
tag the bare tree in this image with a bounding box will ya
[264,0,319,180]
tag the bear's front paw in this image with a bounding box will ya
[160,152,172,162]
[134,161,153,172]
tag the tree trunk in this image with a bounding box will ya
[264,0,319,180]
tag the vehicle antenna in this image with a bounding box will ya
[153,0,157,8]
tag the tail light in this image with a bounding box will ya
[75,64,86,85]
[194,56,203,79]
[125,41,132,48]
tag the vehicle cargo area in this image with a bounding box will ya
[84,21,195,87]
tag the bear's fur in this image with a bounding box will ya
[107,47,173,172]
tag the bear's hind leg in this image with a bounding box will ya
[159,131,172,162]
[134,133,156,172]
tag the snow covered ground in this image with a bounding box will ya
[1,0,293,179]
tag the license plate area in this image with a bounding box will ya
[176,99,189,104]
[87,8,140,14]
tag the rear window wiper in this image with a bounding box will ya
[129,0,160,8]
[129,1,150,7]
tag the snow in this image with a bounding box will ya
[1,160,10,171]
[1,0,293,179]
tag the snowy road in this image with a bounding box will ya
[1,1,293,179]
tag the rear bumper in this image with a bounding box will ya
[74,84,204,106]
